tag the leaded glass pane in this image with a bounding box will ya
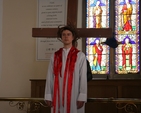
[115,0,140,74]
[86,0,110,74]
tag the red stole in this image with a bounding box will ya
[53,47,79,113]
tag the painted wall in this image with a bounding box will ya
[0,0,82,113]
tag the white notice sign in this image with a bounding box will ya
[37,0,67,60]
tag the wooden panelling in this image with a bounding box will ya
[88,86,117,97]
[85,103,117,113]
[30,79,141,113]
[122,86,141,98]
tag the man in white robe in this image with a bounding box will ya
[44,25,87,113]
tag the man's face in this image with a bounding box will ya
[61,30,74,46]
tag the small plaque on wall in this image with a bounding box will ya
[36,0,67,60]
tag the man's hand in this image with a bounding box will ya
[45,100,53,107]
[77,101,85,109]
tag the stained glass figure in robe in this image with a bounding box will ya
[86,0,110,74]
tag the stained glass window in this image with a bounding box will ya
[85,0,140,77]
[86,0,110,74]
[115,0,140,74]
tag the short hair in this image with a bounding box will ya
[57,24,80,46]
